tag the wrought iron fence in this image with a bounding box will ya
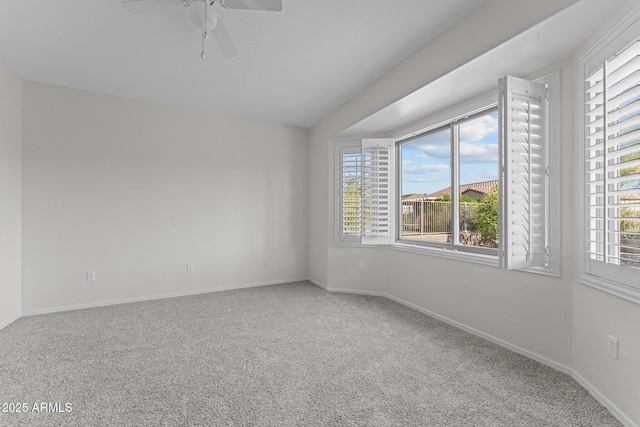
[401,200,480,235]
[620,203,640,267]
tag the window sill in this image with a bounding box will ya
[390,242,499,268]
[580,274,640,305]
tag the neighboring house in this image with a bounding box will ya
[401,193,430,202]
[401,180,498,218]
[426,179,499,201]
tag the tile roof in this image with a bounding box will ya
[427,180,498,199]
[402,193,430,201]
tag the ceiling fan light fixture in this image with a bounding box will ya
[188,1,218,31]
[121,0,281,59]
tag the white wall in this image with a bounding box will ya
[308,0,579,290]
[308,0,639,425]
[0,64,22,328]
[310,0,579,362]
[570,2,640,423]
[21,82,308,313]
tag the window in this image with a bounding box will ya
[336,139,394,246]
[581,9,640,301]
[336,74,560,275]
[398,108,499,255]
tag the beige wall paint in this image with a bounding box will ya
[21,82,308,313]
[0,64,22,327]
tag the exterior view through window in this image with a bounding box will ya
[400,109,499,250]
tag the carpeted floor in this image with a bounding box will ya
[0,281,622,426]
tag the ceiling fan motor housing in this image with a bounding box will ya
[189,0,218,31]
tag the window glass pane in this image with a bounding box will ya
[458,111,500,248]
[342,151,361,237]
[400,127,451,244]
[616,100,640,269]
[586,38,640,271]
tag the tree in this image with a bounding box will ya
[476,185,499,241]
[435,193,479,203]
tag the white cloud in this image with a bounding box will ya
[411,141,497,163]
[460,170,499,183]
[403,164,449,175]
[415,144,450,159]
[460,114,498,142]
[459,142,498,163]
[406,176,449,184]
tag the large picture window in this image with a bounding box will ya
[398,108,499,255]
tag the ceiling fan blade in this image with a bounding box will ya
[220,0,282,12]
[212,19,238,58]
[121,0,184,14]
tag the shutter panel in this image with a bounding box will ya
[585,39,640,285]
[361,139,394,245]
[499,76,549,270]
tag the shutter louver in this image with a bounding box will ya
[585,39,640,282]
[361,139,394,245]
[499,76,549,270]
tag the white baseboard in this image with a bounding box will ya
[384,293,573,375]
[0,312,22,331]
[572,371,638,427]
[22,277,308,317]
[9,278,639,427]
[318,284,637,427]
[308,278,389,298]
[307,278,327,290]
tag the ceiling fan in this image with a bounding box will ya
[121,0,283,58]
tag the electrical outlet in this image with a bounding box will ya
[86,271,96,281]
[263,257,270,266]
[186,264,194,273]
[357,262,364,272]
[607,335,618,359]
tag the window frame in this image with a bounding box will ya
[392,73,560,276]
[334,73,561,276]
[579,5,640,304]
[335,139,394,247]
[395,105,500,257]
[335,142,363,246]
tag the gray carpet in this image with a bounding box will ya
[0,281,621,426]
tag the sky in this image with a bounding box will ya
[400,111,499,195]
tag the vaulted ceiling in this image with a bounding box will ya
[0,0,485,128]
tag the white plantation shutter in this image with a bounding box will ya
[361,139,394,245]
[499,76,549,270]
[335,139,394,246]
[584,38,640,289]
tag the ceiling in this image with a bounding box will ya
[339,0,630,138]
[0,0,486,128]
